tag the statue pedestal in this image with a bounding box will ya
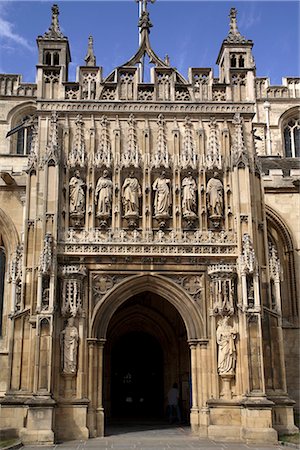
[209,214,222,228]
[70,211,84,228]
[220,373,234,399]
[124,212,139,229]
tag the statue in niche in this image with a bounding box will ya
[182,173,197,219]
[69,170,85,215]
[122,172,141,218]
[216,316,237,375]
[60,317,79,375]
[95,170,113,219]
[152,171,171,218]
[206,173,224,218]
[41,287,50,311]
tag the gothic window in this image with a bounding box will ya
[16,120,33,155]
[238,55,245,68]
[284,119,300,157]
[44,51,51,65]
[0,243,6,336]
[230,55,237,68]
[53,52,60,65]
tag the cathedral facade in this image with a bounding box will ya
[0,4,299,445]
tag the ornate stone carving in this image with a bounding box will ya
[206,117,221,170]
[208,263,236,316]
[69,170,85,226]
[42,4,65,39]
[153,171,171,219]
[206,173,224,227]
[46,111,60,164]
[216,316,237,375]
[152,114,169,168]
[60,317,79,375]
[239,233,257,274]
[121,172,141,220]
[94,116,112,168]
[120,72,134,101]
[224,7,249,44]
[39,232,53,275]
[82,72,97,100]
[60,265,86,317]
[268,241,281,282]
[182,173,197,220]
[181,116,196,169]
[68,115,86,167]
[231,113,248,167]
[122,114,140,168]
[95,170,113,225]
[27,117,38,169]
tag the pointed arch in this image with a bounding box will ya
[266,205,298,322]
[90,274,205,341]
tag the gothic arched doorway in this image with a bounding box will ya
[103,291,190,425]
[111,331,164,419]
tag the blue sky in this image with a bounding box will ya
[0,1,299,85]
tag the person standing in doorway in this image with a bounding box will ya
[167,382,181,424]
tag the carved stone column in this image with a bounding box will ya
[96,339,106,437]
[188,340,199,433]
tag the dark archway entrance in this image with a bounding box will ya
[111,331,164,419]
[103,291,190,426]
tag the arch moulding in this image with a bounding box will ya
[0,207,20,256]
[90,273,205,342]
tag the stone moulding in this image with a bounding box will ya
[38,101,255,115]
[58,242,237,257]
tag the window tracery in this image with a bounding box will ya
[284,118,300,157]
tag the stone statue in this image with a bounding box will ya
[216,316,237,375]
[182,173,197,218]
[122,172,141,217]
[206,173,223,217]
[61,317,79,375]
[69,171,85,214]
[152,171,171,218]
[95,170,113,218]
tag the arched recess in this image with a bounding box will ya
[90,273,205,341]
[0,208,20,338]
[6,101,36,155]
[266,205,298,322]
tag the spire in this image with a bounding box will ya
[123,0,167,69]
[85,36,96,66]
[224,7,249,44]
[43,4,65,39]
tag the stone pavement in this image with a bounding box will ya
[21,422,288,450]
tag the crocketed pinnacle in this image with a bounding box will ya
[85,36,96,66]
[224,8,249,44]
[43,4,65,39]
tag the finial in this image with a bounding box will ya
[85,36,96,66]
[43,4,64,39]
[164,54,170,66]
[136,0,155,13]
[224,7,248,44]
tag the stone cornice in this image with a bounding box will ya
[37,100,255,116]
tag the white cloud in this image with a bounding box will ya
[0,14,33,51]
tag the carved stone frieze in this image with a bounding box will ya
[39,102,254,115]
